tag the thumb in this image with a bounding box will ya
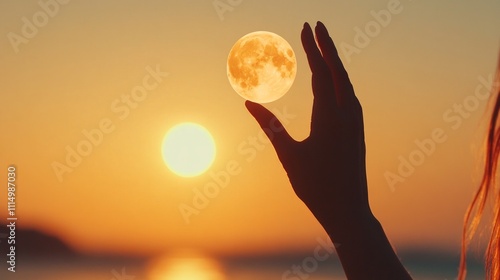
[245,101,294,157]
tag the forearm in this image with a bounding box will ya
[317,210,412,280]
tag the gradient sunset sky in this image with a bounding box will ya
[1,0,500,258]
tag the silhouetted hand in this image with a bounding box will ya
[246,21,412,280]
[246,21,370,233]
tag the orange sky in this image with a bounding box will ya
[1,0,500,257]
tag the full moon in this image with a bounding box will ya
[162,123,216,177]
[227,31,297,103]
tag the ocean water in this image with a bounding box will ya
[0,253,485,280]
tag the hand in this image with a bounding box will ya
[245,21,371,235]
[246,21,412,279]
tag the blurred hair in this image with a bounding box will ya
[459,55,500,280]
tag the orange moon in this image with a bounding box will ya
[227,31,297,103]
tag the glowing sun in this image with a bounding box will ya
[147,251,225,280]
[162,123,216,177]
[227,31,297,103]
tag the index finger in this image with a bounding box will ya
[315,21,354,105]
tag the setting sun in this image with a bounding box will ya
[147,250,225,280]
[162,123,216,177]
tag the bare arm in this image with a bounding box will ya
[245,21,412,280]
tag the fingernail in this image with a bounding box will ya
[317,21,326,31]
[316,21,329,36]
[245,100,256,109]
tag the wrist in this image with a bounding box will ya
[322,212,412,279]
[310,203,376,245]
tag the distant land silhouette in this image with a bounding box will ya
[0,224,76,259]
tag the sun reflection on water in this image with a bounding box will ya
[147,250,226,280]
